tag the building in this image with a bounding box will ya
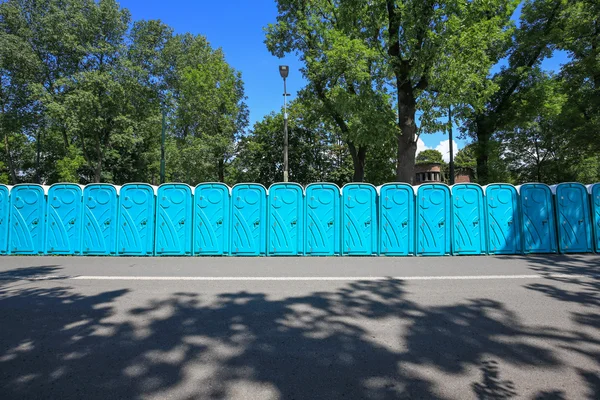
[415,163,475,185]
[454,168,474,183]
[415,163,442,184]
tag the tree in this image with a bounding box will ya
[554,0,600,153]
[500,72,600,184]
[462,0,565,184]
[416,150,444,165]
[454,145,476,171]
[160,34,248,185]
[266,0,517,183]
[1,0,247,185]
[233,100,352,187]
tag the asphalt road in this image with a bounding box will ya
[1,255,599,400]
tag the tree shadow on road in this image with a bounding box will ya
[0,264,597,399]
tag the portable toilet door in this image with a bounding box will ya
[518,183,557,254]
[194,183,230,255]
[82,184,118,255]
[342,183,377,255]
[46,184,83,255]
[268,183,303,255]
[451,184,486,255]
[484,184,521,254]
[417,184,451,256]
[0,185,10,254]
[231,184,267,256]
[9,184,46,254]
[118,183,156,256]
[305,183,341,255]
[552,183,592,253]
[155,183,193,256]
[379,183,415,256]
[589,183,600,252]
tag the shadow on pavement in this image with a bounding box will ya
[0,262,598,399]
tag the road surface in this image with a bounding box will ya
[1,255,599,399]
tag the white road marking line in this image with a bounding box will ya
[0,273,589,281]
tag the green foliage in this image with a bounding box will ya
[0,0,247,185]
[266,0,517,183]
[0,0,597,187]
[554,0,600,154]
[234,101,352,187]
[56,145,85,183]
[461,0,570,184]
[454,145,477,171]
[416,150,444,165]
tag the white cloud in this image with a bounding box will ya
[435,139,461,163]
[416,138,429,155]
[416,138,463,162]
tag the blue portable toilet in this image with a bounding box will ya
[342,183,377,255]
[0,185,10,254]
[194,183,230,255]
[118,183,156,256]
[484,184,521,254]
[451,183,486,255]
[305,183,341,255]
[378,183,415,256]
[517,183,557,254]
[416,184,451,256]
[83,184,118,255]
[551,183,592,253]
[268,183,303,255]
[231,184,267,256]
[9,184,46,254]
[589,183,600,253]
[46,183,83,254]
[155,183,193,256]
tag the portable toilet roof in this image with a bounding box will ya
[268,182,304,195]
[378,183,417,195]
[482,183,517,195]
[195,182,231,194]
[587,183,599,194]
[515,183,552,193]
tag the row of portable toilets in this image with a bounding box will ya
[0,182,599,256]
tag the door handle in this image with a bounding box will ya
[327,221,334,227]
[401,221,408,227]
[291,220,297,226]
[253,221,260,227]
[365,220,371,227]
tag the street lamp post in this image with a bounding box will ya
[448,105,454,185]
[279,65,289,182]
[160,108,166,184]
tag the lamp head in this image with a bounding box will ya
[279,65,289,79]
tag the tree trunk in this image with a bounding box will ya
[395,87,418,184]
[348,142,366,182]
[396,133,417,184]
[475,119,490,185]
[94,160,102,183]
[218,157,224,183]
[3,132,18,184]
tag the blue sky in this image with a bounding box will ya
[120,0,569,160]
